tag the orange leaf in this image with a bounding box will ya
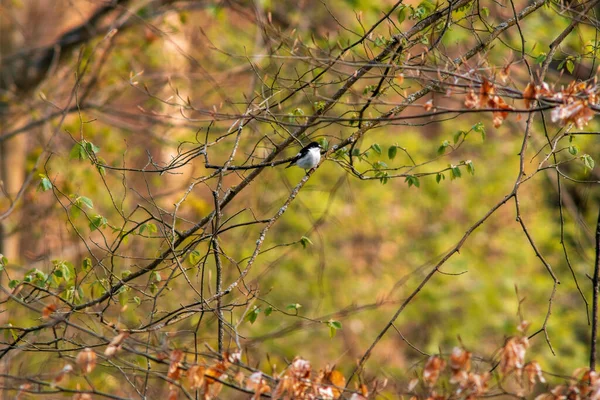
[76,348,97,375]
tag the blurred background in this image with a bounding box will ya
[1,0,600,397]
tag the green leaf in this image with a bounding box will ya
[69,143,88,161]
[188,250,201,265]
[247,306,261,324]
[133,296,141,306]
[300,236,313,249]
[465,160,475,175]
[582,154,595,171]
[82,257,92,271]
[453,131,465,144]
[38,174,52,192]
[397,6,407,23]
[317,137,329,150]
[89,215,107,231]
[286,303,302,311]
[76,196,94,209]
[327,320,342,338]
[388,145,398,160]
[450,165,462,179]
[405,175,420,188]
[481,6,489,17]
[146,223,158,234]
[566,59,575,74]
[8,279,20,289]
[264,306,273,316]
[151,271,162,283]
[472,122,485,140]
[436,173,445,183]
[535,53,547,65]
[313,101,326,112]
[371,143,382,155]
[85,141,100,154]
[437,140,450,155]
[568,145,579,155]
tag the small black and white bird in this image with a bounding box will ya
[285,141,322,171]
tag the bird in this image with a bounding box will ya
[285,141,322,171]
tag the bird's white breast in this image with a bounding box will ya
[296,147,321,169]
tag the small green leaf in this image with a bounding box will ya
[397,6,407,23]
[327,320,342,338]
[69,143,88,161]
[438,140,450,155]
[436,173,445,183]
[85,141,100,154]
[472,122,485,140]
[317,137,329,150]
[89,215,107,231]
[300,236,313,249]
[286,303,302,311]
[566,59,575,74]
[188,250,201,265]
[8,279,19,289]
[77,196,94,209]
[405,175,420,188]
[264,306,273,316]
[146,223,158,234]
[450,165,462,179]
[133,296,141,305]
[465,160,475,175]
[38,174,52,192]
[480,6,489,17]
[582,154,595,171]
[151,271,162,283]
[388,145,398,160]
[82,257,92,271]
[246,306,261,324]
[535,53,547,65]
[371,143,382,155]
[568,145,579,155]
[453,131,465,144]
[313,101,326,112]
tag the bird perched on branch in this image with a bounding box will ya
[285,142,322,171]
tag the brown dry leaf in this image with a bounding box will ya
[479,78,495,107]
[488,95,513,128]
[290,357,312,379]
[423,356,446,387]
[168,349,184,381]
[42,303,57,320]
[234,370,245,386]
[522,83,537,109]
[499,62,511,83]
[524,361,546,390]
[76,348,97,375]
[500,336,529,375]
[167,387,178,400]
[551,100,595,129]
[187,365,205,389]
[52,364,73,386]
[407,378,419,391]
[104,332,129,357]
[72,385,93,400]
[323,368,346,399]
[462,372,491,397]
[449,347,471,384]
[464,89,479,109]
[424,100,434,111]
